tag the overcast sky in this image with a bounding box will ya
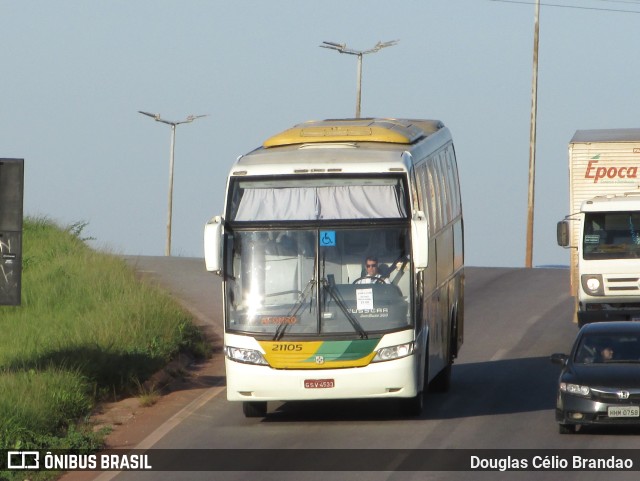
[2,0,640,267]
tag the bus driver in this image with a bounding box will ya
[354,256,390,284]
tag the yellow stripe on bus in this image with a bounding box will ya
[258,340,378,369]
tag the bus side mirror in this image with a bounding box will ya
[204,216,224,274]
[557,220,569,247]
[411,211,429,269]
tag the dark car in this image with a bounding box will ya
[551,321,640,434]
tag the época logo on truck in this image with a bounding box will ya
[584,154,639,183]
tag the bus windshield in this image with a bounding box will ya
[224,227,412,337]
[583,212,640,260]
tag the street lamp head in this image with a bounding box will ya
[139,111,208,126]
[319,39,399,119]
[185,114,208,122]
[374,39,399,51]
[138,110,161,121]
[320,41,347,52]
[363,39,399,54]
[322,41,345,48]
[320,39,399,56]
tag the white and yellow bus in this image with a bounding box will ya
[204,118,464,417]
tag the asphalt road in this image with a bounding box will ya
[91,258,640,481]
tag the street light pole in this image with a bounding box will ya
[320,40,398,118]
[525,0,540,268]
[138,111,207,256]
[167,123,177,257]
[356,52,363,118]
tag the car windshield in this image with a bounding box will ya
[223,227,412,337]
[574,332,640,364]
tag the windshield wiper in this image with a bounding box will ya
[273,277,316,341]
[322,280,368,339]
[274,253,318,341]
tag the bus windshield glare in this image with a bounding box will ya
[224,227,412,337]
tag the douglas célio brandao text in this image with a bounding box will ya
[470,455,634,471]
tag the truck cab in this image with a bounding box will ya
[559,193,640,325]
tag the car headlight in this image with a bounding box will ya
[224,346,268,365]
[560,382,590,397]
[581,274,604,296]
[372,342,415,362]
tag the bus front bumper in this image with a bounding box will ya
[225,355,419,402]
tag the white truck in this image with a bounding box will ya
[557,129,640,326]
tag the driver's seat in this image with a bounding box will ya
[377,263,392,278]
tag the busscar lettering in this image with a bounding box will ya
[584,160,638,183]
[347,307,389,314]
[348,307,389,318]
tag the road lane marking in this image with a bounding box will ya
[93,384,226,480]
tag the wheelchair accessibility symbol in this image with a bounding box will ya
[320,231,336,247]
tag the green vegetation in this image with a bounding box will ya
[0,217,209,476]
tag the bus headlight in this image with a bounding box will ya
[372,342,415,362]
[224,346,268,366]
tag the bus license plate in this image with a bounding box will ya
[304,379,335,389]
[608,406,640,418]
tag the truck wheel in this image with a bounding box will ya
[243,401,267,418]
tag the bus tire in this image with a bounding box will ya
[428,364,451,393]
[242,401,267,418]
[450,309,459,359]
[399,391,424,417]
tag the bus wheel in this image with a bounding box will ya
[243,401,267,418]
[429,364,451,393]
[399,391,424,417]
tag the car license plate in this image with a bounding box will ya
[607,406,640,418]
[304,379,335,389]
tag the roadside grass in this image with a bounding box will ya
[0,217,209,478]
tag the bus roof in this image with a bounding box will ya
[263,118,443,148]
[230,118,451,177]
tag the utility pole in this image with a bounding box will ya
[320,40,398,118]
[138,111,207,256]
[526,0,541,268]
